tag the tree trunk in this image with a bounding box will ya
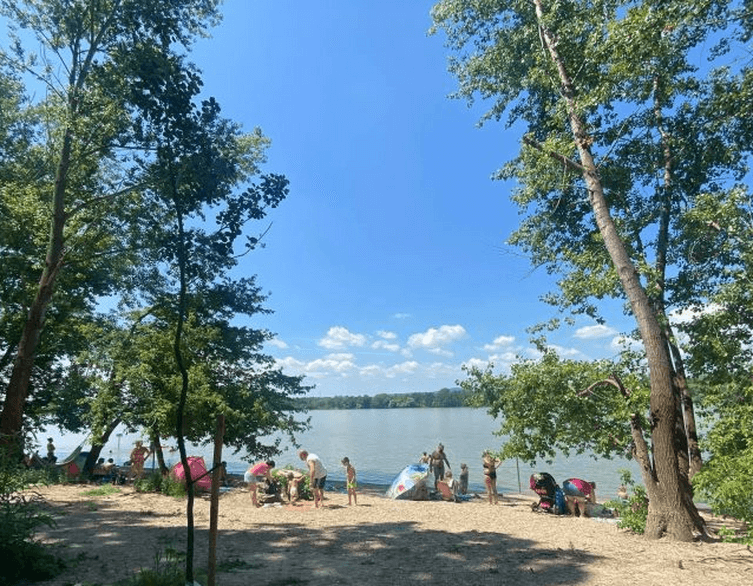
[0,127,74,461]
[149,426,170,475]
[651,75,703,480]
[533,0,700,541]
[83,418,122,476]
[173,201,195,584]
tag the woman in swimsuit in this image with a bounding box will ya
[482,451,502,504]
[130,441,150,481]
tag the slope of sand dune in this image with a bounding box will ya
[27,483,751,586]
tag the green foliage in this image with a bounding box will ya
[460,351,647,465]
[272,466,312,501]
[677,190,753,527]
[80,485,121,498]
[610,485,649,535]
[692,384,753,525]
[432,0,753,536]
[134,473,186,498]
[602,470,649,535]
[0,463,66,583]
[716,524,753,545]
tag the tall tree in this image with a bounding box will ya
[109,40,303,580]
[432,0,745,540]
[677,189,753,523]
[0,0,222,459]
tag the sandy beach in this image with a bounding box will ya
[27,482,751,586]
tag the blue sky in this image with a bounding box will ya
[188,1,630,397]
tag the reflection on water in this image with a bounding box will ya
[42,407,640,499]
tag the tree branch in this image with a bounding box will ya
[522,135,586,174]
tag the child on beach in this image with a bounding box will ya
[283,469,305,502]
[341,457,358,505]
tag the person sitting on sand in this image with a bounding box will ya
[435,470,461,502]
[245,460,275,507]
[342,457,358,506]
[459,463,469,495]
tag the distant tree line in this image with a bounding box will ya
[296,387,473,410]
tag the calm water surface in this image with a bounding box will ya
[43,408,640,499]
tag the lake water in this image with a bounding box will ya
[42,407,641,500]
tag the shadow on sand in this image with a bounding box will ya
[38,492,601,586]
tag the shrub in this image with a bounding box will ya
[717,524,753,545]
[604,469,648,535]
[272,466,312,501]
[135,472,186,497]
[0,461,66,583]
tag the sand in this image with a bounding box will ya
[26,482,752,586]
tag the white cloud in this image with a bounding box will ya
[267,338,288,349]
[669,303,722,325]
[372,340,401,352]
[424,361,457,378]
[318,326,367,350]
[307,353,357,373]
[393,312,411,319]
[462,357,492,371]
[574,324,618,339]
[547,344,586,358]
[483,335,515,352]
[385,361,420,377]
[376,330,397,340]
[359,365,383,377]
[610,334,643,353]
[275,352,357,379]
[274,356,307,373]
[408,325,466,353]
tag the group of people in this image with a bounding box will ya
[244,449,358,509]
[419,444,502,504]
[243,442,506,508]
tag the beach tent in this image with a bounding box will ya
[56,442,89,478]
[171,456,212,491]
[386,463,431,500]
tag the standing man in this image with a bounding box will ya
[46,437,56,463]
[298,449,327,508]
[430,443,451,490]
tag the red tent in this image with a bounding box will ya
[171,456,212,491]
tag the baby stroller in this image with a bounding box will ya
[530,472,566,514]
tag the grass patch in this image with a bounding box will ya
[80,485,122,498]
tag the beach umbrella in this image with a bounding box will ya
[385,463,430,500]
